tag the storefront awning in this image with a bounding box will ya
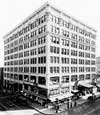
[49,93,73,102]
[96,84,100,88]
[71,90,79,94]
[78,83,93,88]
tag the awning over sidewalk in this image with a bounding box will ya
[49,93,73,102]
[78,83,93,88]
[96,84,100,88]
[71,90,79,94]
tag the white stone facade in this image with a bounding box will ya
[4,2,96,101]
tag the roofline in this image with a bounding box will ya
[3,2,97,39]
[49,3,97,33]
[3,2,49,39]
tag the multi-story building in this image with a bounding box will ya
[96,57,100,78]
[4,2,96,104]
[0,68,4,90]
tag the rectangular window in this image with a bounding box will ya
[50,76,59,85]
[62,76,69,83]
[50,46,60,54]
[51,35,60,44]
[71,75,77,82]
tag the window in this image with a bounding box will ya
[85,38,90,45]
[24,42,29,49]
[91,60,95,65]
[79,59,84,64]
[49,89,60,96]
[62,67,69,73]
[71,75,77,82]
[61,48,69,55]
[30,39,37,47]
[62,76,69,83]
[91,47,95,52]
[85,67,90,72]
[19,52,23,58]
[38,77,46,85]
[50,46,60,54]
[85,60,90,65]
[24,50,29,57]
[30,49,37,55]
[19,67,23,73]
[19,45,23,51]
[38,46,46,54]
[71,58,77,64]
[24,34,30,41]
[51,35,60,44]
[19,60,23,65]
[79,44,84,50]
[85,46,90,51]
[38,25,46,34]
[61,87,69,93]
[79,67,84,72]
[19,37,23,44]
[62,29,69,37]
[91,67,96,72]
[50,77,59,85]
[85,53,90,58]
[30,58,37,64]
[71,33,77,40]
[71,67,77,73]
[50,14,60,24]
[38,56,46,64]
[86,74,90,80]
[38,36,46,45]
[79,36,84,43]
[61,58,69,64]
[62,39,69,46]
[91,40,95,46]
[79,52,84,57]
[24,59,29,64]
[30,67,37,73]
[61,20,69,28]
[71,41,77,48]
[79,75,84,80]
[38,14,47,25]
[51,25,60,34]
[71,50,77,56]
[50,67,60,73]
[38,67,46,74]
[30,20,37,29]
[50,56,59,63]
[91,54,95,59]
[24,67,29,73]
[30,30,37,38]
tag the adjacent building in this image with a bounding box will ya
[4,2,96,103]
[96,57,100,79]
[0,68,4,90]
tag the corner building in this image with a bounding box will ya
[4,3,96,103]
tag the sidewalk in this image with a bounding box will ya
[34,98,89,115]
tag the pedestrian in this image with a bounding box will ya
[70,102,72,108]
[55,104,59,113]
[67,101,69,109]
[55,98,59,113]
[74,100,77,107]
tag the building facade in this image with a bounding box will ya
[4,3,96,103]
[96,57,100,78]
[0,68,4,90]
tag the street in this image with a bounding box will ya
[59,98,100,115]
[34,98,100,115]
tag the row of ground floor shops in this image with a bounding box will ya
[3,79,100,106]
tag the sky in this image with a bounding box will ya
[0,0,100,67]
